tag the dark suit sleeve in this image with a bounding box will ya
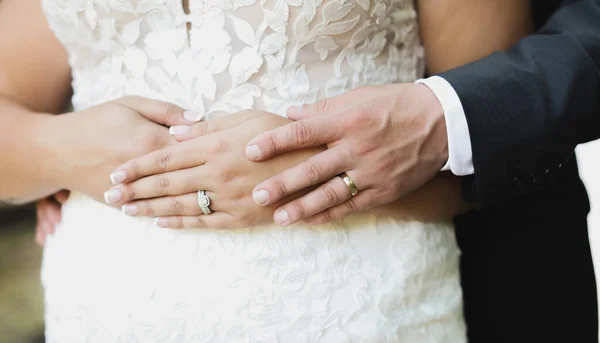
[440,0,600,209]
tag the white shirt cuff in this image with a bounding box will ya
[416,76,474,176]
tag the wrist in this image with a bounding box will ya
[417,83,449,168]
[34,112,75,188]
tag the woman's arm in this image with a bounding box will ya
[0,1,200,206]
[0,0,73,204]
[418,0,533,75]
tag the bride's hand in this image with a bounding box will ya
[45,96,197,203]
[34,190,70,246]
[105,111,325,229]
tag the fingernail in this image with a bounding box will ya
[253,189,270,205]
[169,125,191,135]
[110,170,127,184]
[154,217,170,228]
[184,110,203,122]
[274,210,290,225]
[122,204,139,216]
[246,145,261,160]
[104,190,122,204]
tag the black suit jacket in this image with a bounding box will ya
[439,1,600,342]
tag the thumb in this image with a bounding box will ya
[115,96,203,127]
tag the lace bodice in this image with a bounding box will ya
[40,1,465,342]
[42,0,423,115]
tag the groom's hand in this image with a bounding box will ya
[245,84,449,225]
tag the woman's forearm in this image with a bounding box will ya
[0,96,62,204]
[370,173,471,222]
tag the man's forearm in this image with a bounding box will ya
[439,0,600,208]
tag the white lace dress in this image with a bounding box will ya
[40,0,466,342]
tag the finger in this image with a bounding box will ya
[285,89,360,120]
[41,218,55,236]
[45,200,62,226]
[106,165,210,204]
[245,116,342,161]
[154,213,235,229]
[109,137,214,184]
[170,110,260,142]
[35,205,52,241]
[35,227,46,246]
[54,190,70,204]
[273,175,353,225]
[36,198,50,226]
[252,146,350,206]
[115,96,202,126]
[122,192,215,217]
[304,189,380,225]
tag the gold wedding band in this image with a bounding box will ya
[339,172,359,196]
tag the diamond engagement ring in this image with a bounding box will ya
[197,190,212,214]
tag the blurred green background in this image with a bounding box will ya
[0,204,44,343]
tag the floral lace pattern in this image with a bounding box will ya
[42,0,423,116]
[41,0,465,342]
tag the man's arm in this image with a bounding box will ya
[438,0,600,208]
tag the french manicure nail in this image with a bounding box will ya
[274,210,290,225]
[183,110,203,122]
[169,125,191,135]
[246,145,261,160]
[122,204,139,216]
[155,217,170,228]
[110,170,127,184]
[104,190,122,204]
[253,189,270,205]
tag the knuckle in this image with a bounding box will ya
[293,201,308,217]
[123,185,136,202]
[343,109,371,130]
[231,189,245,200]
[240,214,256,227]
[302,160,323,184]
[144,205,155,217]
[155,176,170,193]
[344,199,359,213]
[272,178,288,198]
[161,101,174,118]
[373,160,394,174]
[170,199,185,215]
[351,141,379,157]
[319,211,333,224]
[128,160,141,179]
[154,150,171,170]
[192,123,207,137]
[208,138,228,154]
[290,121,313,146]
[217,172,235,185]
[144,133,166,152]
[322,183,340,205]
[315,99,329,113]
[195,217,208,229]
